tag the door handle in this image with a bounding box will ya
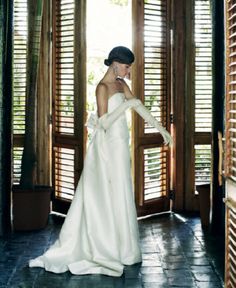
[218,131,223,186]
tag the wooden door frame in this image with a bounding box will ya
[132,0,191,213]
[172,0,214,212]
[51,0,86,214]
[132,0,172,216]
[171,0,186,211]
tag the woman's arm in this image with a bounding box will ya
[117,78,172,145]
[96,83,108,117]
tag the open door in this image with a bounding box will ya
[51,0,86,214]
[224,1,236,286]
[132,0,172,216]
[51,0,171,217]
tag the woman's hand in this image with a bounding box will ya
[116,77,134,99]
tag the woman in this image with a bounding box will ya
[29,46,172,277]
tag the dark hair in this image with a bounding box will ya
[104,46,135,66]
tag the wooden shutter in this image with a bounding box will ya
[13,0,27,184]
[194,144,211,184]
[52,0,86,213]
[194,0,212,187]
[225,1,236,287]
[225,198,236,288]
[225,0,236,182]
[132,0,171,216]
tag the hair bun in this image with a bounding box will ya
[104,59,111,66]
[104,46,134,66]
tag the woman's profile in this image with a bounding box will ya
[29,46,172,277]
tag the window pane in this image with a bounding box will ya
[144,147,167,201]
[13,147,24,184]
[54,0,75,135]
[144,0,168,134]
[13,0,27,134]
[194,0,212,132]
[195,144,211,185]
[13,0,28,183]
[54,147,75,200]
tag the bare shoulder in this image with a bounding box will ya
[96,82,108,99]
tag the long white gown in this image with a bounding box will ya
[29,92,142,277]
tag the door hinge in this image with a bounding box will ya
[170,113,174,124]
[169,189,175,200]
[48,31,53,42]
[49,114,53,124]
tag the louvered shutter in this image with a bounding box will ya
[225,0,236,182]
[54,1,75,136]
[194,0,212,186]
[225,199,236,288]
[52,0,86,213]
[133,0,171,216]
[13,0,27,183]
[53,0,75,202]
[225,1,236,287]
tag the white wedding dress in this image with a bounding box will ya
[29,92,142,277]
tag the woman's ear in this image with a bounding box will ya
[112,63,119,76]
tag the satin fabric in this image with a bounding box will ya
[29,93,142,277]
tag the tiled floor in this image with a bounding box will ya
[1,212,224,288]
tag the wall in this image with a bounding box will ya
[0,0,13,235]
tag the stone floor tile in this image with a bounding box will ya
[168,276,196,287]
[141,252,160,261]
[141,258,162,267]
[160,247,183,256]
[161,254,186,262]
[185,251,207,258]
[186,257,210,266]
[162,261,189,270]
[193,272,221,282]
[190,264,215,274]
[141,266,164,274]
[143,283,170,288]
[124,278,142,288]
[195,282,223,288]
[141,243,159,253]
[142,272,169,284]
[164,268,192,278]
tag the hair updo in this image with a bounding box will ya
[104,46,135,66]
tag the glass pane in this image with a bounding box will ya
[144,0,168,134]
[86,0,132,142]
[13,147,24,184]
[194,0,213,132]
[195,144,211,187]
[144,147,167,201]
[54,147,75,200]
[55,0,75,135]
[13,0,27,134]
